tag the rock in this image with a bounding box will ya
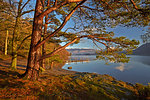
[68,67,72,69]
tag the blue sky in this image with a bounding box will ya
[63,21,148,49]
[21,0,148,49]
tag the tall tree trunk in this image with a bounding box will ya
[11,17,20,70]
[22,0,43,80]
[41,0,50,69]
[50,61,54,70]
[41,15,48,69]
[21,0,86,80]
[5,30,9,55]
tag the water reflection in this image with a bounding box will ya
[63,55,150,85]
[115,63,125,72]
[115,63,133,72]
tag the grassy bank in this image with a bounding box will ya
[0,66,150,100]
[0,53,150,100]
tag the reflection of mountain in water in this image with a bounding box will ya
[131,56,150,66]
[66,55,96,64]
[69,55,96,61]
[140,61,150,66]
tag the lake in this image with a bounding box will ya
[63,55,150,85]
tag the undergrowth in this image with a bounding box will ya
[0,66,150,100]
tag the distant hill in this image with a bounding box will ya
[66,43,150,56]
[133,43,150,56]
[66,48,96,55]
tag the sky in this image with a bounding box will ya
[20,0,149,49]
[63,21,149,49]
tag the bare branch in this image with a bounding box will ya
[64,27,76,33]
[79,7,90,16]
[20,0,31,11]
[125,3,131,12]
[80,5,104,12]
[54,0,57,6]
[46,21,53,24]
[67,0,85,3]
[20,9,34,16]
[114,1,131,12]
[38,38,78,61]
[38,34,110,61]
[90,36,108,48]
[101,0,116,13]
[92,40,103,50]
[38,0,87,19]
[130,0,139,10]
[38,2,68,19]
[17,34,31,51]
[35,0,87,50]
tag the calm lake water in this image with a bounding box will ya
[63,55,150,85]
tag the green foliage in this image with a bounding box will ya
[48,55,63,63]
[30,0,149,65]
[0,0,149,82]
[141,28,150,43]
[93,31,140,63]
[39,66,46,72]
[0,0,32,57]
[136,83,150,99]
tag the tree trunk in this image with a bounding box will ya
[50,61,54,70]
[5,30,8,55]
[11,16,20,70]
[41,15,48,69]
[21,0,86,80]
[22,0,43,80]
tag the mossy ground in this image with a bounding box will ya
[0,55,150,100]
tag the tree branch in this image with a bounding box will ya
[20,9,35,16]
[54,0,57,6]
[90,37,108,48]
[92,40,102,50]
[79,7,90,16]
[80,5,104,12]
[38,34,111,61]
[35,0,87,50]
[17,34,31,51]
[101,0,116,13]
[38,0,87,19]
[20,0,31,11]
[38,2,68,19]
[38,38,78,61]
[130,0,139,10]
[67,0,85,3]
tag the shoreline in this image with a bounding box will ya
[0,58,150,99]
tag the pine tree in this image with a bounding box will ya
[20,0,149,80]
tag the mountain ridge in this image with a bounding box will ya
[66,48,96,55]
[66,43,150,56]
[132,43,150,56]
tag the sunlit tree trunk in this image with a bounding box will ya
[22,0,43,80]
[5,30,9,55]
[11,17,20,70]
[50,61,54,70]
[22,0,86,80]
[10,0,34,70]
[41,14,48,69]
